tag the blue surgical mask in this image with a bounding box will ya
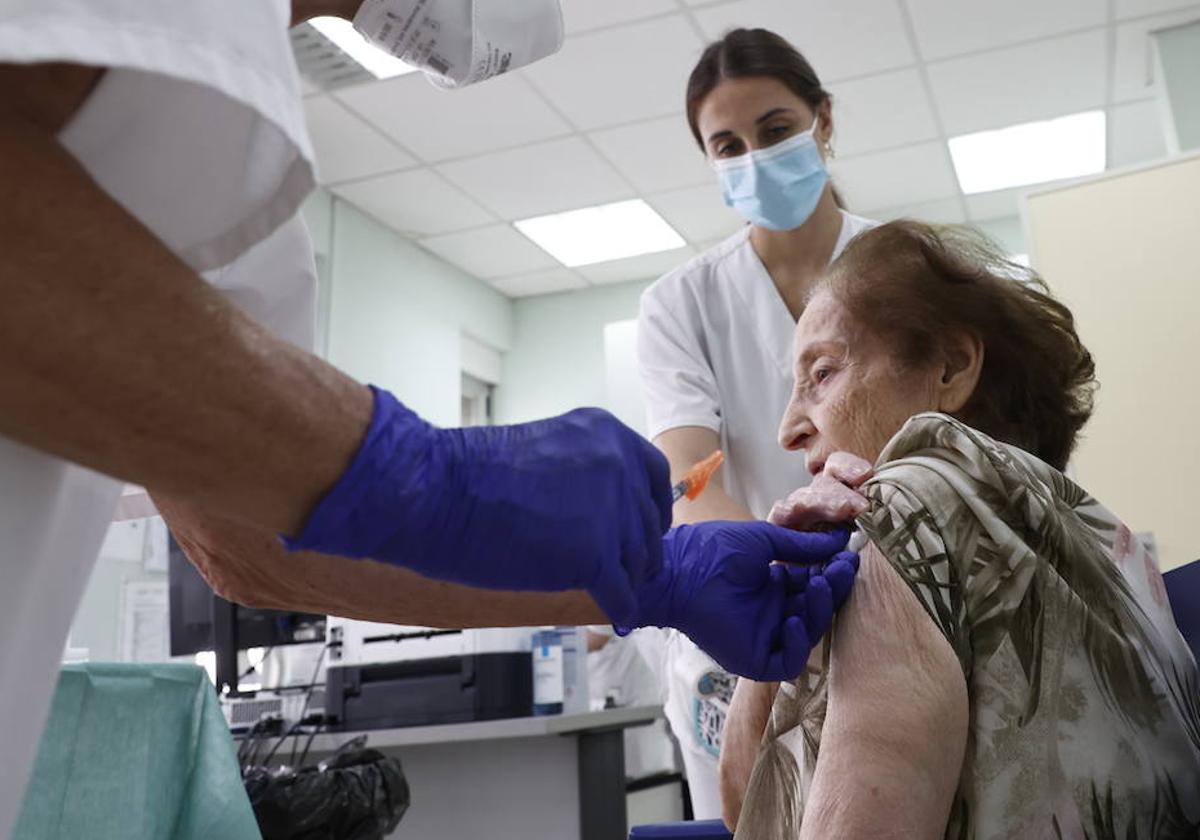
[712,126,829,231]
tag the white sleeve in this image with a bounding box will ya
[637,280,722,440]
[2,0,314,273]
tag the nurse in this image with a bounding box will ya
[637,27,878,818]
[0,3,857,836]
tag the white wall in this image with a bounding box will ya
[69,519,167,662]
[975,215,1026,257]
[1025,152,1200,571]
[325,196,513,427]
[495,280,652,425]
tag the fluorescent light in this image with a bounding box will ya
[310,16,418,80]
[948,110,1106,195]
[515,200,686,267]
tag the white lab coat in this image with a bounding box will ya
[0,3,317,835]
[636,211,877,818]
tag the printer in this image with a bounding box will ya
[323,618,535,731]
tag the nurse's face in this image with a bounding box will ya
[777,291,942,475]
[696,76,833,161]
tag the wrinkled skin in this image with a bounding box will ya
[771,291,981,527]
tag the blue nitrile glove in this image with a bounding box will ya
[284,387,673,624]
[618,522,860,681]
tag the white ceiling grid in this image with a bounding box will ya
[301,0,1200,297]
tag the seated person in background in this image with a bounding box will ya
[719,221,1200,839]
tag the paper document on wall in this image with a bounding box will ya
[119,580,170,663]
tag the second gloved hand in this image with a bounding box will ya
[284,387,673,624]
[618,521,859,681]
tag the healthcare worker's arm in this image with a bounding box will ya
[0,64,370,538]
[155,495,609,627]
[0,63,672,623]
[160,486,858,681]
[655,427,756,523]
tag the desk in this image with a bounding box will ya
[264,705,663,840]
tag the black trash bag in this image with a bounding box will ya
[244,745,410,840]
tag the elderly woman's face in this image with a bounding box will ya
[778,291,945,474]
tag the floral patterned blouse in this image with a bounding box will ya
[735,414,1200,840]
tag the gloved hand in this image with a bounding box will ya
[618,521,859,681]
[284,387,673,624]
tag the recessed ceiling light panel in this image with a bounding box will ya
[515,200,687,267]
[309,16,418,80]
[948,110,1106,195]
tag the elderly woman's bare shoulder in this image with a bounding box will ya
[828,543,965,703]
[794,544,968,840]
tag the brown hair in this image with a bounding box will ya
[818,220,1096,470]
[685,28,832,149]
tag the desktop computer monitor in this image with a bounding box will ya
[168,534,325,694]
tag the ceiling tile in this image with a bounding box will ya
[864,196,967,223]
[335,72,571,162]
[829,69,939,157]
[1115,0,1200,19]
[645,184,746,243]
[303,95,416,185]
[522,15,704,130]
[928,29,1107,135]
[829,141,959,210]
[419,225,559,278]
[331,168,494,237]
[590,115,713,193]
[561,0,677,34]
[905,0,1106,60]
[1108,100,1169,168]
[437,137,635,220]
[577,247,696,284]
[1112,8,1200,102]
[490,268,588,298]
[692,0,915,82]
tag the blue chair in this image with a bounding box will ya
[1164,559,1200,661]
[629,820,733,839]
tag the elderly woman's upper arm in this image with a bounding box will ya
[799,544,968,840]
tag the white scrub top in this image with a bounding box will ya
[638,211,877,518]
[637,210,877,819]
[0,3,317,836]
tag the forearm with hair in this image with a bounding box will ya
[0,86,371,536]
[156,494,609,627]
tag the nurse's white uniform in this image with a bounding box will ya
[637,211,876,818]
[0,3,319,835]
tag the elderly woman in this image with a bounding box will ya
[718,220,1200,838]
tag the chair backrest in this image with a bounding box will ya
[1164,559,1200,661]
[629,819,733,839]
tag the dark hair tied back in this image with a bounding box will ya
[686,28,831,149]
